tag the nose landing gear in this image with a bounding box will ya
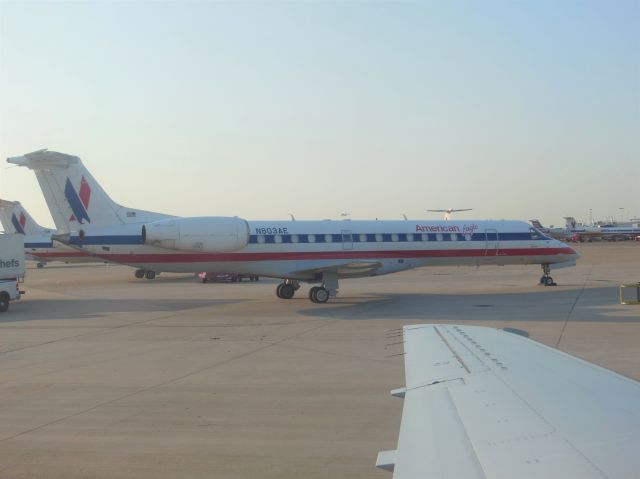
[540,264,556,286]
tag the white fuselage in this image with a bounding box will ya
[24,235,96,264]
[66,219,578,279]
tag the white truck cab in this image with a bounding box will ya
[0,234,25,313]
[0,278,21,312]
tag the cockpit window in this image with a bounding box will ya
[530,227,543,240]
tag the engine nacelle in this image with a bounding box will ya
[142,216,249,253]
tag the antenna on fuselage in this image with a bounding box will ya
[289,213,295,221]
[427,208,473,221]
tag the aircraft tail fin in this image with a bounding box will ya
[0,199,52,235]
[7,150,172,232]
[530,219,545,230]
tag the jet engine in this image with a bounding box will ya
[142,216,249,253]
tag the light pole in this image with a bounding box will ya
[589,209,593,226]
[619,208,624,223]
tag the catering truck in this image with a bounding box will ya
[0,234,25,312]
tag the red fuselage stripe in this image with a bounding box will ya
[29,252,93,259]
[87,247,576,264]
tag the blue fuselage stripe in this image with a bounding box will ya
[66,231,548,246]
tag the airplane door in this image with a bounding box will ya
[484,228,499,256]
[342,230,354,250]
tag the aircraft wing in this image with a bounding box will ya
[291,261,382,279]
[377,324,640,479]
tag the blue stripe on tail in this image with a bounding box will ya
[65,178,91,224]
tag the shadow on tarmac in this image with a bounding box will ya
[297,286,636,323]
[0,299,246,322]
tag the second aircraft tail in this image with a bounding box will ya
[0,199,52,235]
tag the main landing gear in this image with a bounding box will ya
[539,264,556,287]
[275,273,339,304]
[275,280,300,299]
[134,269,157,280]
[309,286,330,303]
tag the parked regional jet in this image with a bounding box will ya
[8,150,579,302]
[378,324,640,478]
[563,216,640,241]
[0,199,96,267]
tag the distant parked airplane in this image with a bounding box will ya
[9,150,579,301]
[0,199,96,267]
[563,216,640,241]
[427,208,473,221]
[530,219,568,240]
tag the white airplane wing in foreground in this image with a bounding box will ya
[378,324,640,479]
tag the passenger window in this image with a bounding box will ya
[359,233,367,242]
[291,234,299,243]
[464,233,472,241]
[308,234,316,243]
[391,233,399,242]
[375,233,383,242]
[274,235,282,244]
[436,233,443,241]
[407,233,414,242]
[257,235,265,244]
[451,233,457,241]
[325,234,333,243]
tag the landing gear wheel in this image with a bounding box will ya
[145,271,156,280]
[539,264,556,286]
[309,286,329,303]
[279,283,295,299]
[37,262,45,269]
[135,269,145,279]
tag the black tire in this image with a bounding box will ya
[280,283,295,299]
[145,271,156,280]
[544,277,555,286]
[309,286,319,303]
[37,263,45,269]
[276,283,284,298]
[0,293,9,313]
[314,287,330,303]
[135,269,145,279]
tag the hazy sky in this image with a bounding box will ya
[1,1,638,229]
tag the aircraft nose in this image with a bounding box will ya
[560,240,580,259]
